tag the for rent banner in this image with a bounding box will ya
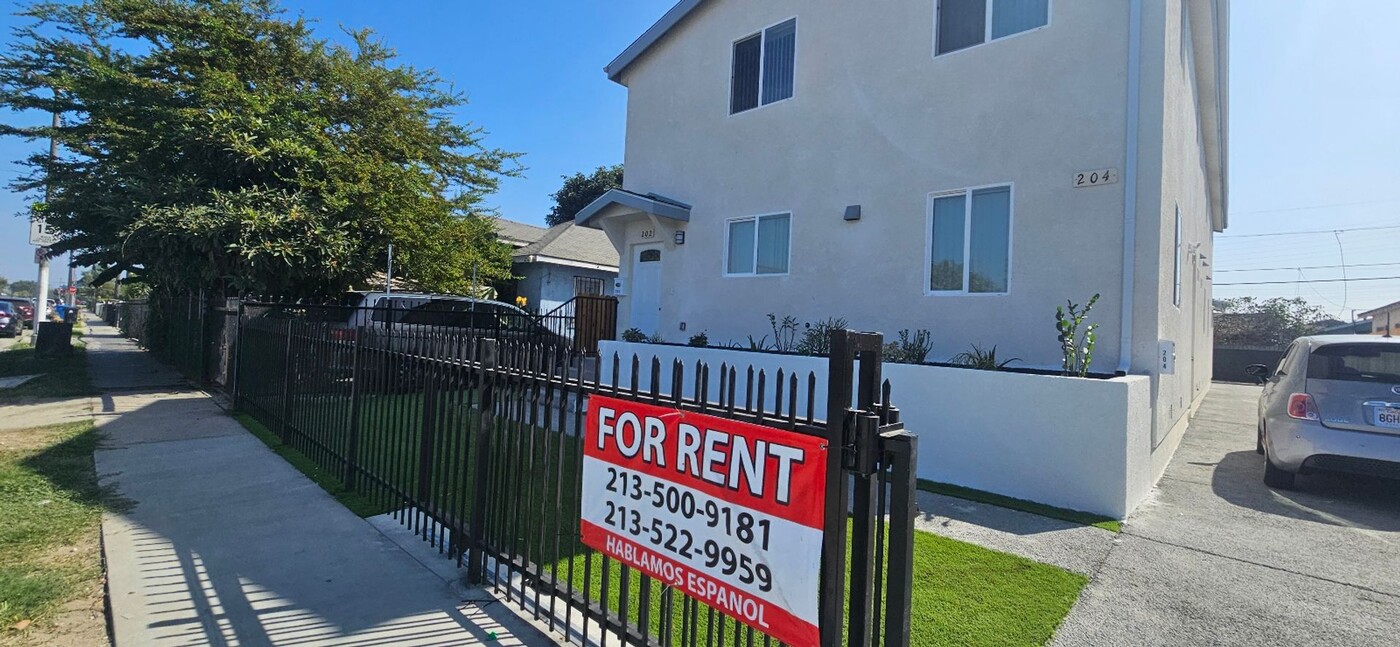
[580,395,828,647]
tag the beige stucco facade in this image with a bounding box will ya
[585,0,1228,473]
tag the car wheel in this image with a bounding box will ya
[1263,456,1296,490]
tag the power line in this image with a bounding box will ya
[1215,261,1400,273]
[1227,197,1400,216]
[1216,276,1400,287]
[1218,224,1400,239]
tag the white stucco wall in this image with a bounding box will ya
[612,0,1133,371]
[1131,0,1219,484]
[601,340,1156,518]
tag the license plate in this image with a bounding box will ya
[1379,407,1400,429]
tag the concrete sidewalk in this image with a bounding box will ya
[85,317,558,646]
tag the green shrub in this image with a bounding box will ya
[1055,294,1100,377]
[949,344,1019,371]
[765,314,800,353]
[621,328,647,343]
[884,329,934,364]
[796,317,848,356]
[688,331,709,347]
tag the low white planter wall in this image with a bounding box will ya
[600,340,1153,519]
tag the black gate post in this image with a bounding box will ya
[848,340,885,644]
[882,429,918,646]
[344,329,365,490]
[820,330,854,647]
[231,300,244,409]
[467,339,498,584]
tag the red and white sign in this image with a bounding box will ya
[581,395,827,646]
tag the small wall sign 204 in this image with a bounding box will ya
[1073,168,1119,188]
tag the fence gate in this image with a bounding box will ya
[233,306,917,647]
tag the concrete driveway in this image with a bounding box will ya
[1052,382,1400,645]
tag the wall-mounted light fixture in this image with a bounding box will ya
[674,230,686,245]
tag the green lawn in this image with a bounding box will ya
[239,390,1086,646]
[918,479,1122,533]
[548,522,1085,647]
[0,339,96,405]
[0,421,123,637]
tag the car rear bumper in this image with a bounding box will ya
[1267,418,1400,475]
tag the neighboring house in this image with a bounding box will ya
[494,219,619,314]
[579,0,1228,465]
[1358,300,1400,337]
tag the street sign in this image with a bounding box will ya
[580,395,827,646]
[67,285,77,294]
[29,217,59,247]
[34,247,47,264]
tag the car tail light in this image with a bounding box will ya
[330,328,356,342]
[1287,393,1320,421]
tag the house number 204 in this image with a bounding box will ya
[1073,168,1119,188]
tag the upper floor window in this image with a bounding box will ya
[726,213,791,276]
[927,185,1011,294]
[935,0,1048,56]
[730,18,796,114]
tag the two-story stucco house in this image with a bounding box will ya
[580,0,1228,463]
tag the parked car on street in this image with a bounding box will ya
[0,301,21,337]
[1247,335,1400,489]
[0,297,34,328]
[315,292,565,347]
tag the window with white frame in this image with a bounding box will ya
[730,18,796,114]
[935,0,1049,56]
[1173,205,1182,307]
[927,186,1011,294]
[725,213,791,276]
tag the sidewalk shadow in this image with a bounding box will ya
[21,425,134,515]
[88,392,542,646]
[1210,450,1400,532]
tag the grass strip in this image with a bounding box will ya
[554,523,1086,646]
[918,479,1121,533]
[232,413,381,518]
[0,343,97,404]
[0,421,118,634]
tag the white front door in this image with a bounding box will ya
[629,244,663,334]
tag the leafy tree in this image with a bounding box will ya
[76,266,119,302]
[0,0,521,298]
[0,276,8,295]
[8,280,37,298]
[1214,297,1332,347]
[547,164,623,226]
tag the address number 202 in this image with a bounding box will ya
[1073,168,1119,188]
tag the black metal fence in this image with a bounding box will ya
[233,303,916,647]
[98,292,614,393]
[100,293,237,386]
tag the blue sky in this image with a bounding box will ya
[2,0,1397,316]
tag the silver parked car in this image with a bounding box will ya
[1247,335,1400,489]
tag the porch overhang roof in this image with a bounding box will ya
[574,189,691,228]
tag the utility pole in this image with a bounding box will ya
[66,251,75,308]
[385,243,394,294]
[34,111,59,324]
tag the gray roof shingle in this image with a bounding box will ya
[493,218,548,248]
[513,221,619,270]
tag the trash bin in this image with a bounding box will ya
[35,322,74,357]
